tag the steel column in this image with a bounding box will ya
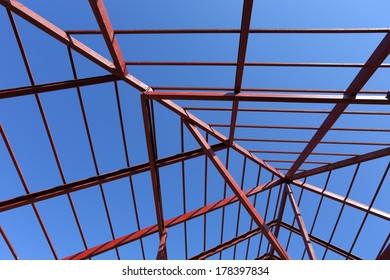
[156,229,168,260]
[141,98,166,244]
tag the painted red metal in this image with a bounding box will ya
[285,184,317,260]
[141,99,166,239]
[293,147,390,179]
[156,229,168,260]
[0,75,119,99]
[184,121,290,260]
[143,91,389,104]
[0,226,18,260]
[65,27,390,35]
[88,0,128,75]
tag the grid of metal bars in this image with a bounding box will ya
[0,0,389,260]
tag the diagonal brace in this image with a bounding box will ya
[285,183,317,259]
[183,120,290,260]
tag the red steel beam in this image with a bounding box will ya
[251,150,359,157]
[377,244,390,260]
[155,86,389,95]
[125,61,390,68]
[156,229,168,260]
[0,143,227,212]
[234,0,253,92]
[143,91,389,105]
[293,147,390,180]
[0,75,119,99]
[286,32,390,178]
[88,0,127,75]
[236,137,390,146]
[285,184,317,259]
[0,226,18,260]
[184,121,290,260]
[377,234,390,260]
[0,0,148,91]
[269,185,288,259]
[212,124,390,133]
[154,98,285,178]
[141,99,166,239]
[184,107,390,116]
[64,179,282,259]
[292,180,390,221]
[65,27,390,34]
[229,0,253,142]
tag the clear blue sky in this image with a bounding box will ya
[0,0,389,260]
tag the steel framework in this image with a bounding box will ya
[0,0,389,260]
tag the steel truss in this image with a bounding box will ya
[0,0,389,260]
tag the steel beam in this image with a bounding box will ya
[143,91,389,105]
[293,147,390,180]
[64,179,281,259]
[285,184,317,259]
[141,99,165,240]
[0,0,148,91]
[65,27,390,35]
[292,180,390,221]
[154,98,285,178]
[125,61,390,68]
[183,121,290,260]
[0,143,227,212]
[286,32,390,178]
[377,244,390,260]
[88,0,127,74]
[156,229,168,260]
[0,226,18,260]
[0,75,119,99]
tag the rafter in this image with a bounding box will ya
[0,75,119,99]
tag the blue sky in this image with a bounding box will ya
[0,0,389,260]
